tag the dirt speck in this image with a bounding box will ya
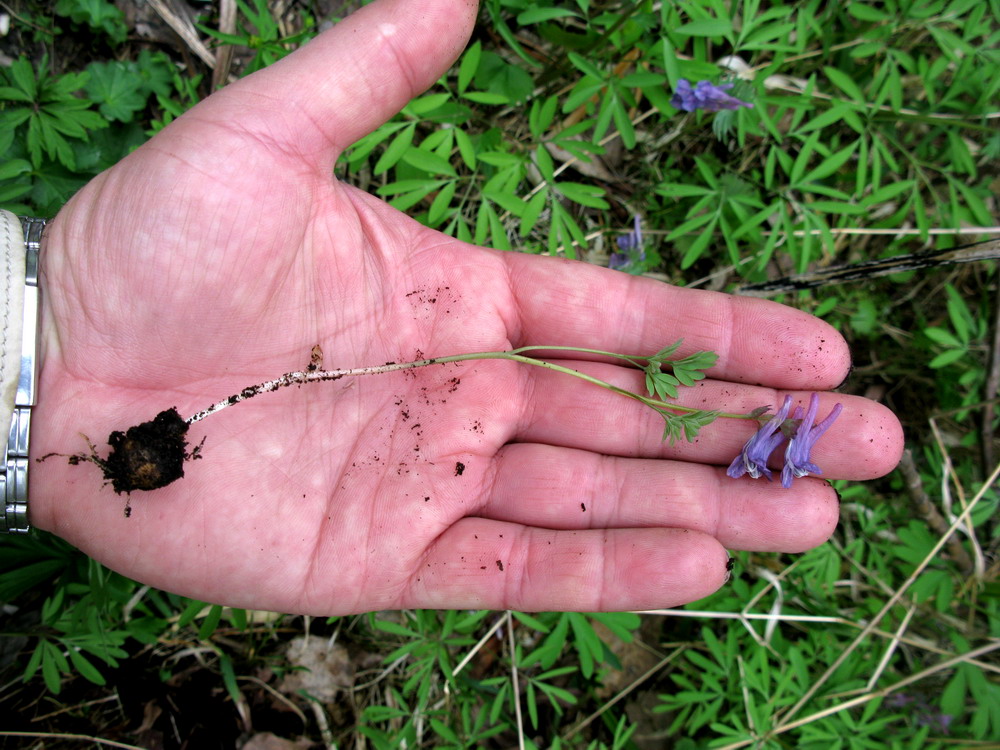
[455,462,465,476]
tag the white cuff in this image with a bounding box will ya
[0,209,26,445]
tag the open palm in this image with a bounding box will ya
[29,0,902,614]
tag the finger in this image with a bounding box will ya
[405,518,731,611]
[510,360,903,480]
[502,251,850,390]
[478,443,838,552]
[214,0,478,158]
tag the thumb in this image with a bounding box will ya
[203,0,479,160]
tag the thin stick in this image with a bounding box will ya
[0,731,147,750]
[507,611,526,750]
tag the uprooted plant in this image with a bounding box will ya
[43,340,841,501]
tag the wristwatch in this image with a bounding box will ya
[1,216,43,534]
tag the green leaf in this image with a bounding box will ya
[621,71,667,88]
[0,159,31,181]
[198,604,224,640]
[461,91,510,105]
[484,187,526,216]
[8,57,38,100]
[674,19,733,37]
[68,648,106,685]
[655,182,714,198]
[928,349,967,369]
[512,610,551,633]
[823,66,866,103]
[526,680,539,729]
[535,146,555,183]
[795,103,856,135]
[373,122,415,175]
[453,127,476,170]
[0,86,33,102]
[945,284,973,344]
[528,95,558,137]
[680,219,717,268]
[84,61,148,122]
[517,7,579,24]
[924,327,962,348]
[566,52,605,81]
[848,3,889,21]
[177,598,207,628]
[520,188,547,236]
[556,181,608,209]
[427,180,457,225]
[803,200,865,214]
[400,146,457,176]
[611,96,636,149]
[802,140,859,183]
[474,50,534,103]
[404,93,451,116]
[41,642,63,694]
[457,40,481,94]
[376,178,447,196]
[217,651,242,705]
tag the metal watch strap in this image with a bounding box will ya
[2,217,43,534]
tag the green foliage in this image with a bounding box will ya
[641,341,720,442]
[54,0,128,44]
[643,340,718,400]
[0,55,107,171]
[198,0,318,77]
[84,51,174,123]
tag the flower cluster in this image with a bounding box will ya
[670,79,753,113]
[727,393,842,488]
[609,215,645,271]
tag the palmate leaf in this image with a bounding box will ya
[84,61,149,122]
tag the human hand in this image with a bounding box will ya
[29,0,903,614]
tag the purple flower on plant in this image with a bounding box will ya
[888,693,953,735]
[727,393,842,488]
[609,215,645,271]
[670,79,753,113]
[726,395,794,482]
[781,393,843,488]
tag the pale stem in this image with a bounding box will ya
[185,346,750,425]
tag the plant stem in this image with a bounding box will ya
[185,346,751,425]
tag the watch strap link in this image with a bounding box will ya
[2,216,43,534]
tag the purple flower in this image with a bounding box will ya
[727,396,793,481]
[670,79,753,113]
[609,215,645,271]
[781,394,843,488]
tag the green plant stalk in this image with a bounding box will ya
[185,345,750,426]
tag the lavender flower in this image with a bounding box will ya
[887,693,952,735]
[781,393,843,488]
[670,79,753,113]
[609,215,645,271]
[726,395,793,481]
